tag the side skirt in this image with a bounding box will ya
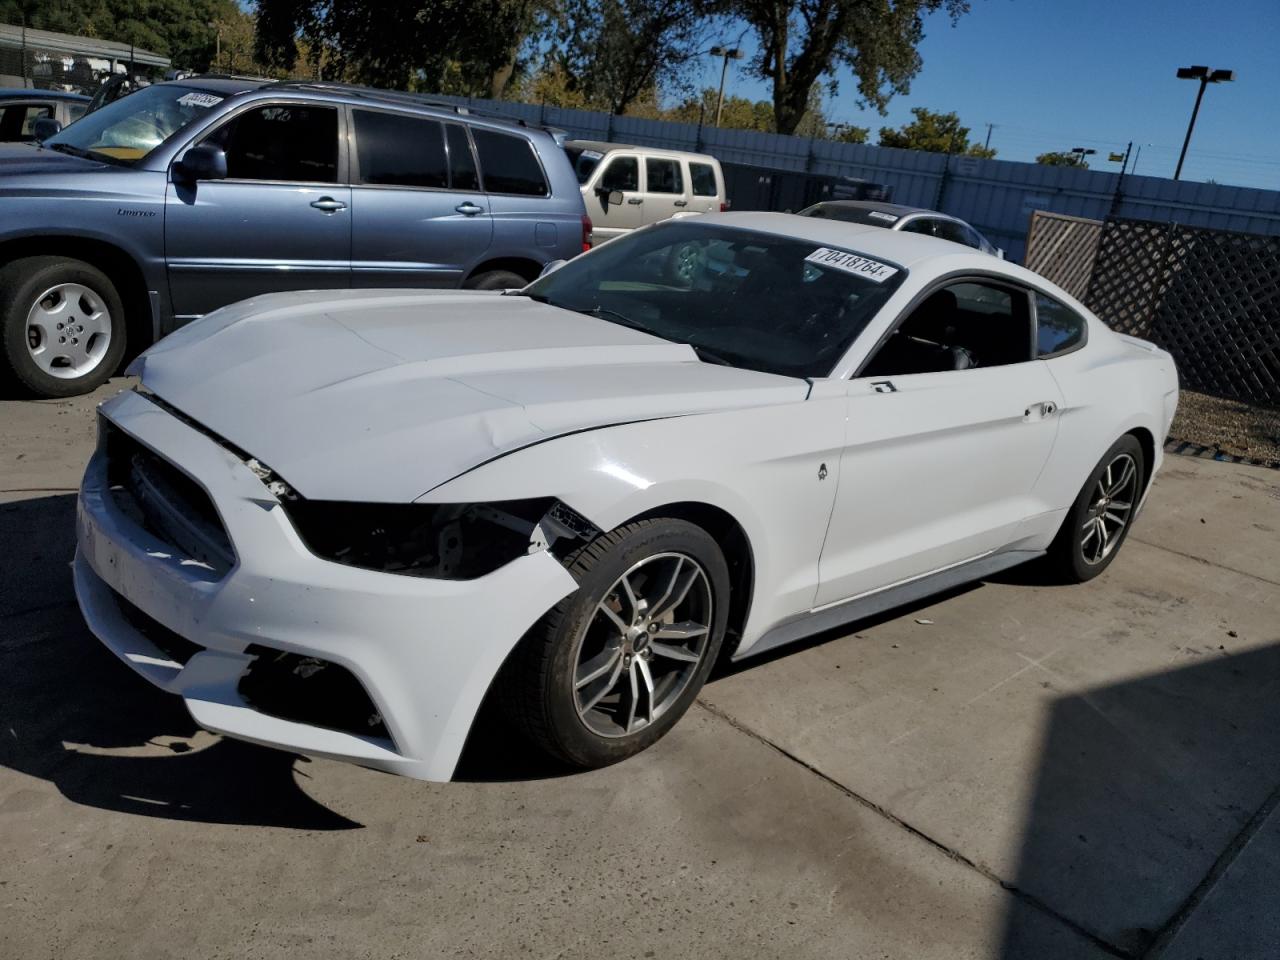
[735,549,1044,662]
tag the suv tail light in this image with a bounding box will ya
[581,215,593,251]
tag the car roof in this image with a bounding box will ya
[807,200,941,218]
[566,139,716,161]
[0,88,90,101]
[687,211,1022,275]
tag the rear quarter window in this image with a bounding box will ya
[689,162,718,197]
[472,129,549,196]
[1036,293,1088,356]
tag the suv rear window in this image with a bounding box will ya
[354,110,447,189]
[205,104,338,183]
[472,129,548,196]
[689,162,717,197]
[645,158,683,194]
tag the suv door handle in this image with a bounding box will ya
[310,197,346,213]
[627,197,643,205]
[673,199,688,207]
[1025,400,1058,418]
[455,202,484,216]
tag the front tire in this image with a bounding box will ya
[500,518,730,770]
[463,269,528,291]
[1046,434,1145,582]
[0,256,127,398]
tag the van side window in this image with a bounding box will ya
[472,129,549,196]
[689,162,718,197]
[1035,293,1088,356]
[861,280,1033,377]
[445,124,479,191]
[599,156,638,192]
[203,104,338,183]
[353,110,447,189]
[645,158,683,194]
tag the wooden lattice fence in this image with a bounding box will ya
[1023,212,1103,301]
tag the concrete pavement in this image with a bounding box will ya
[1,378,1277,959]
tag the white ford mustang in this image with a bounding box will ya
[74,213,1179,780]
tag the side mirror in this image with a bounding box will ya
[606,189,624,206]
[32,117,62,141]
[177,144,227,182]
[538,259,567,279]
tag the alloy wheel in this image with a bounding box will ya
[1080,452,1138,565]
[572,552,713,738]
[26,282,113,379]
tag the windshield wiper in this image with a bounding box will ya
[48,142,91,158]
[48,142,127,166]
[692,345,736,367]
[576,304,654,334]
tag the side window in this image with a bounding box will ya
[472,128,548,195]
[599,155,638,192]
[936,219,975,247]
[203,104,338,183]
[689,162,718,197]
[353,110,447,189]
[860,280,1033,377]
[1036,293,1087,356]
[67,103,88,122]
[446,124,479,191]
[645,157,683,194]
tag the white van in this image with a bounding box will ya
[565,140,726,244]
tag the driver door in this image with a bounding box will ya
[585,154,644,243]
[815,279,1063,606]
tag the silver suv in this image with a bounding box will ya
[0,78,590,397]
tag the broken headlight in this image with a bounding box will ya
[280,498,595,580]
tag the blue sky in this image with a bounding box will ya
[692,0,1280,189]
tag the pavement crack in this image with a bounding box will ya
[1139,779,1280,959]
[695,697,1134,960]
[1130,536,1280,588]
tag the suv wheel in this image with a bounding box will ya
[463,269,528,291]
[0,256,127,398]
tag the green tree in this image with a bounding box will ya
[728,0,975,136]
[878,107,996,157]
[829,123,869,143]
[1036,150,1087,167]
[665,88,776,131]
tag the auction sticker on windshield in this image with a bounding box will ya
[177,92,225,108]
[805,247,899,283]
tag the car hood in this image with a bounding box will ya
[134,289,808,502]
[0,142,106,176]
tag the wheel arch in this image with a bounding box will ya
[464,256,544,285]
[0,235,155,362]
[623,500,756,658]
[1126,425,1156,492]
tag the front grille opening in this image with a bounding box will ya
[102,419,235,575]
[238,645,392,743]
[113,589,204,666]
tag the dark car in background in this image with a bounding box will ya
[799,200,1002,257]
[0,88,89,142]
[0,77,590,397]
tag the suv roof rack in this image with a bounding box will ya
[265,80,554,133]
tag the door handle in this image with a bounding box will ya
[673,199,688,207]
[310,197,346,213]
[455,202,484,216]
[1025,401,1058,418]
[627,197,643,205]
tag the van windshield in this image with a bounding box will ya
[43,84,226,166]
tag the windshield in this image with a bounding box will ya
[525,221,907,379]
[800,203,903,227]
[44,84,227,165]
[565,146,604,184]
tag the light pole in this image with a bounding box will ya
[1070,146,1096,167]
[1173,65,1234,181]
[709,46,743,127]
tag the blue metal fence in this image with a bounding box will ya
[438,94,1280,263]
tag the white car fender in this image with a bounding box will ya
[423,393,851,653]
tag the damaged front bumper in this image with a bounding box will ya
[74,389,578,781]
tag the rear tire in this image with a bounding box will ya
[0,256,127,398]
[499,518,730,770]
[463,269,528,291]
[1045,434,1145,583]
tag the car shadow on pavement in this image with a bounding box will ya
[0,494,361,830]
[999,639,1280,958]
